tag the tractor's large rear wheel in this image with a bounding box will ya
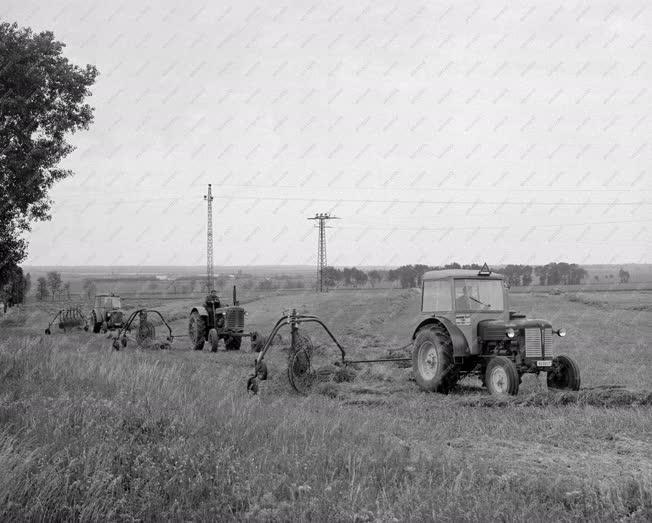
[225,334,242,351]
[412,326,457,393]
[189,311,207,351]
[485,356,519,396]
[547,355,580,391]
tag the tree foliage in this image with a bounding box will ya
[82,279,96,299]
[534,263,587,286]
[0,22,98,287]
[0,264,26,305]
[502,265,533,287]
[36,276,48,300]
[46,270,62,300]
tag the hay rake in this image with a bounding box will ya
[44,306,89,334]
[247,309,411,395]
[111,309,177,350]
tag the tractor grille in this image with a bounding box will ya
[225,307,245,330]
[543,328,553,358]
[524,328,542,358]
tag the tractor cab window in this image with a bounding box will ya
[98,296,121,308]
[422,280,453,312]
[454,279,504,311]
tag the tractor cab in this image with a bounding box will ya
[95,294,122,310]
[420,268,507,355]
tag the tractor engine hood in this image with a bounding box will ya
[478,318,553,340]
[107,310,124,321]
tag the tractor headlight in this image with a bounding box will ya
[556,328,566,337]
[506,327,516,339]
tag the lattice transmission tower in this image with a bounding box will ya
[204,184,214,292]
[307,212,339,292]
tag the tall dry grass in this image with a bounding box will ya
[0,334,650,521]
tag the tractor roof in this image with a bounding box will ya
[422,269,504,281]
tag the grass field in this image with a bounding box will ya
[0,288,650,521]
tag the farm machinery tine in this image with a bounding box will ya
[247,309,413,395]
[44,310,63,335]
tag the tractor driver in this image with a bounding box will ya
[455,285,472,310]
[206,289,221,307]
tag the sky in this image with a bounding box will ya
[5,0,651,267]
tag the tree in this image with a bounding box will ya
[618,268,630,284]
[0,23,98,291]
[322,266,341,288]
[63,281,71,299]
[503,265,534,287]
[350,268,368,287]
[367,270,382,288]
[1,264,26,305]
[36,276,48,300]
[46,271,62,300]
[82,279,96,299]
[534,263,587,286]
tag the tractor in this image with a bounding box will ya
[188,286,247,351]
[90,294,125,333]
[411,265,580,395]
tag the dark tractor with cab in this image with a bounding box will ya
[412,266,580,396]
[188,287,246,351]
[90,294,125,333]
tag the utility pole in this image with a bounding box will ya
[204,184,214,292]
[307,212,339,292]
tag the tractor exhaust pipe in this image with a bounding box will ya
[233,285,238,306]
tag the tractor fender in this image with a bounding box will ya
[412,317,470,357]
[191,306,209,317]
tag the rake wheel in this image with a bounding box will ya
[287,332,319,394]
[136,320,156,348]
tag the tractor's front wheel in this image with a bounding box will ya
[225,334,242,351]
[547,355,580,391]
[485,356,519,396]
[411,326,457,393]
[189,311,207,351]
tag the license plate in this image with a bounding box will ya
[537,360,552,367]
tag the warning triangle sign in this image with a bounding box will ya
[478,262,492,276]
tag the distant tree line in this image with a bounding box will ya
[316,262,636,290]
[533,263,587,286]
[34,271,71,301]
